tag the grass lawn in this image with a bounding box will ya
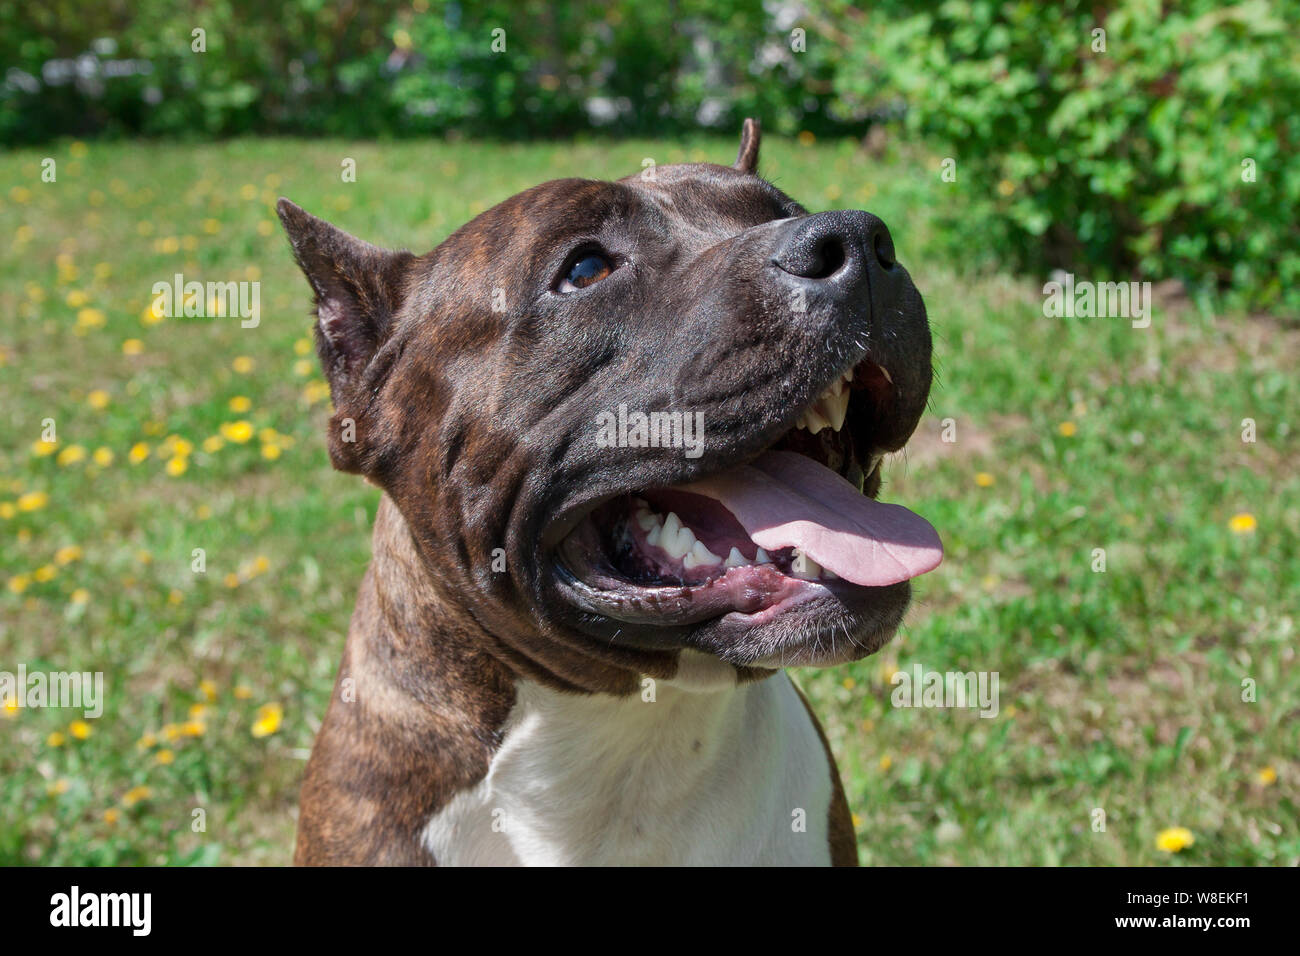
[1,134,1296,866]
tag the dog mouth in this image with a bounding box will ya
[555,357,942,663]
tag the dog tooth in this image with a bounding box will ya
[792,555,823,580]
[827,391,849,431]
[802,407,829,434]
[724,547,748,569]
[661,512,697,560]
[646,524,663,548]
[683,539,722,569]
[755,547,771,564]
[635,508,660,532]
[879,365,893,385]
[821,567,839,580]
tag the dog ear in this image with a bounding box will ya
[277,199,414,394]
[734,118,761,174]
[277,198,415,474]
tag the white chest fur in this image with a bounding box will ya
[423,660,833,866]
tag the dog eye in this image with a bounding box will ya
[558,251,613,292]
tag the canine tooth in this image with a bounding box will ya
[821,567,839,580]
[683,539,722,569]
[724,547,748,568]
[646,524,663,548]
[879,365,893,384]
[635,509,660,532]
[755,547,771,564]
[827,390,849,431]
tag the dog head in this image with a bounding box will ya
[279,119,941,694]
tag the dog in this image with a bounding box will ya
[277,119,942,866]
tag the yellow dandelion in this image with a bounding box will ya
[32,439,58,457]
[841,676,856,691]
[294,337,312,356]
[92,447,113,467]
[199,680,218,703]
[196,504,212,520]
[252,702,283,738]
[170,437,194,457]
[161,723,183,742]
[252,555,270,575]
[1256,765,1277,786]
[223,573,240,588]
[879,754,893,771]
[87,389,110,409]
[17,491,49,512]
[997,179,1016,197]
[240,184,258,200]
[1228,513,1257,534]
[233,685,253,700]
[975,472,995,488]
[122,338,144,355]
[202,436,224,453]
[1057,421,1077,437]
[122,785,152,807]
[302,380,331,405]
[8,574,30,594]
[154,749,175,765]
[47,731,66,747]
[56,445,86,466]
[128,442,150,463]
[228,395,252,413]
[181,720,206,737]
[69,719,92,740]
[232,356,254,374]
[136,732,157,750]
[1155,827,1195,853]
[261,443,282,460]
[168,588,183,605]
[165,456,188,477]
[293,358,313,377]
[70,588,89,605]
[76,307,106,329]
[797,130,816,146]
[65,289,89,307]
[103,808,120,825]
[0,503,13,520]
[47,779,71,796]
[220,420,254,443]
[33,564,57,583]
[2,695,18,717]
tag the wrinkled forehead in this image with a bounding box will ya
[432,163,804,273]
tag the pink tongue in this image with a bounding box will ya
[680,450,942,587]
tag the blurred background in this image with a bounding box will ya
[1,1,1296,865]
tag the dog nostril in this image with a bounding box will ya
[873,232,895,269]
[808,236,847,279]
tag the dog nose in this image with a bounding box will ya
[771,209,896,282]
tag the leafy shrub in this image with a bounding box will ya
[811,0,1300,313]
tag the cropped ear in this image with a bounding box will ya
[276,199,415,396]
[734,117,761,174]
[278,199,416,475]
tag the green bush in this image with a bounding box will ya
[811,0,1300,313]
